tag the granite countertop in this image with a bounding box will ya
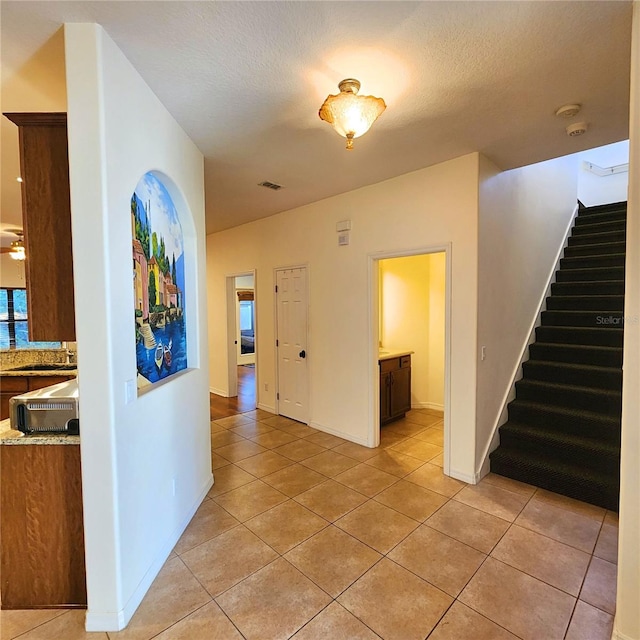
[0,368,78,377]
[379,349,414,360]
[0,418,80,445]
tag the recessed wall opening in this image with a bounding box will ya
[225,271,257,412]
[370,247,451,474]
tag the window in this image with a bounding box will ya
[0,288,61,350]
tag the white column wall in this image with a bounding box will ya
[65,24,211,631]
[614,3,640,639]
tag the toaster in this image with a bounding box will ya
[9,378,79,435]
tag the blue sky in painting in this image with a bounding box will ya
[134,173,184,260]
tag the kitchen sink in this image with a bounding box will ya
[7,364,77,372]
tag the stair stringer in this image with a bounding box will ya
[477,203,580,480]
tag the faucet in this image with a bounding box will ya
[62,342,77,365]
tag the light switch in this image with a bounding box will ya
[125,379,136,404]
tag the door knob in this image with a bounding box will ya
[299,350,306,358]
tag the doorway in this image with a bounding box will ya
[275,266,309,423]
[370,247,451,473]
[225,271,257,409]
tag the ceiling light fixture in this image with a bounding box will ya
[319,79,386,150]
[9,236,25,261]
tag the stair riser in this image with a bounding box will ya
[535,326,624,347]
[560,255,625,269]
[578,202,627,215]
[498,432,620,474]
[508,402,620,441]
[489,456,618,511]
[564,243,626,258]
[529,344,622,367]
[515,381,622,414]
[568,231,626,246]
[572,220,626,236]
[574,211,627,226]
[541,310,624,328]
[556,267,625,282]
[522,360,622,391]
[551,282,625,296]
[546,296,624,311]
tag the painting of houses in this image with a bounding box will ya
[131,172,187,389]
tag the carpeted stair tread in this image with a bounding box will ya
[497,422,620,470]
[490,448,618,510]
[574,210,626,226]
[568,230,626,246]
[560,254,625,269]
[577,200,627,214]
[551,281,625,296]
[555,266,624,282]
[541,309,623,327]
[528,342,622,367]
[508,402,620,444]
[546,295,624,311]
[571,219,626,235]
[535,326,623,347]
[522,359,622,389]
[492,201,625,510]
[564,241,626,257]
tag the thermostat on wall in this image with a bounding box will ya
[336,220,351,232]
[338,231,350,246]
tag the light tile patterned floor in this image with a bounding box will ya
[0,409,618,640]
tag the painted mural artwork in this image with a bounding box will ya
[132,173,187,389]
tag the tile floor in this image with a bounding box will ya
[1,409,618,640]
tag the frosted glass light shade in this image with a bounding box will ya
[9,239,25,260]
[319,79,386,150]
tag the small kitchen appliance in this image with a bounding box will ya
[9,378,79,435]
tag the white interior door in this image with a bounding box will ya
[276,267,308,423]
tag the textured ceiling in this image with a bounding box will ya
[0,1,633,234]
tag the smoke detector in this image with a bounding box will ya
[555,104,582,118]
[566,122,588,137]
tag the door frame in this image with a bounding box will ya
[225,270,257,398]
[274,263,309,422]
[368,245,452,475]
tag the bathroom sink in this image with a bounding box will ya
[6,364,77,372]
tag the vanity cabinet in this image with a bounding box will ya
[4,112,76,342]
[380,354,411,424]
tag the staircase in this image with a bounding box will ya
[490,201,626,511]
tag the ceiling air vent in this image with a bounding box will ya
[258,181,283,191]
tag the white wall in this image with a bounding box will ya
[476,153,581,471]
[614,4,640,639]
[578,140,630,208]
[208,153,479,480]
[379,253,444,410]
[65,24,211,631]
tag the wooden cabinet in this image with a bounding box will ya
[1,444,86,608]
[379,355,411,425]
[1,375,75,420]
[4,112,75,342]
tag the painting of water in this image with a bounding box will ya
[131,172,187,389]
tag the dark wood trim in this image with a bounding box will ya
[4,113,67,126]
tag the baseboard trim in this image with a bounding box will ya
[449,468,480,484]
[85,474,213,632]
[611,628,637,640]
[411,402,444,411]
[257,402,276,414]
[476,202,580,478]
[209,387,229,397]
[309,421,369,447]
